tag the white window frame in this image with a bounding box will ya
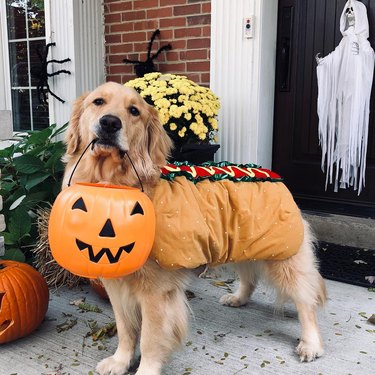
[0,0,105,139]
[0,0,49,136]
[0,1,13,141]
[0,0,12,111]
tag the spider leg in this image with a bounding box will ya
[47,69,71,77]
[42,88,48,104]
[151,44,172,60]
[123,58,142,64]
[38,82,48,105]
[147,29,161,59]
[36,78,48,104]
[44,43,55,63]
[36,82,43,103]
[46,58,71,65]
[45,81,65,103]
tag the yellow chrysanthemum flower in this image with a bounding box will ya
[198,133,207,140]
[124,73,220,144]
[189,122,198,132]
[178,127,187,138]
[154,98,171,109]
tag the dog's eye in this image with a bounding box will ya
[129,106,140,116]
[93,98,105,106]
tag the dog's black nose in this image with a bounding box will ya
[99,115,122,133]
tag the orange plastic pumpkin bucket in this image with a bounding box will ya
[48,182,155,279]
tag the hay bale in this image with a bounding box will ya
[33,207,83,288]
[0,175,4,256]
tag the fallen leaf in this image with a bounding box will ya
[42,364,63,375]
[87,321,117,341]
[185,290,196,300]
[70,297,86,306]
[56,318,77,333]
[211,281,229,287]
[77,302,102,313]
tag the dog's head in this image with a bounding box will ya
[64,82,172,177]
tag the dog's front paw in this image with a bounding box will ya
[219,293,247,307]
[296,340,324,362]
[96,356,129,375]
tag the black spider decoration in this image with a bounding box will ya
[34,42,71,104]
[123,29,172,77]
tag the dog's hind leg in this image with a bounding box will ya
[96,279,140,375]
[264,221,327,362]
[136,286,189,375]
[220,262,259,307]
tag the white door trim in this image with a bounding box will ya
[210,0,278,167]
[0,0,12,112]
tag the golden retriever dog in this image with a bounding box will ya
[63,82,326,375]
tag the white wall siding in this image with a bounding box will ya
[46,0,105,129]
[211,0,278,168]
[257,0,278,168]
[0,2,11,112]
[73,0,106,95]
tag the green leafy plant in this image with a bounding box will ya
[0,124,67,262]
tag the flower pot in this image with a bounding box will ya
[170,143,220,164]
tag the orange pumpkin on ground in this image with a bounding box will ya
[48,183,155,279]
[0,260,49,344]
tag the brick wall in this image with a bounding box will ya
[104,0,211,86]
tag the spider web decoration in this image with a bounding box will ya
[123,29,172,77]
[34,42,71,104]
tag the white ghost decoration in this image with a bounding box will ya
[316,0,375,194]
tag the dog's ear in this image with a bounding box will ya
[65,92,89,155]
[146,106,173,166]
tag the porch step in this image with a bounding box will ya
[303,211,375,249]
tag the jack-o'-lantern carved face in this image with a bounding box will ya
[0,260,49,344]
[0,291,12,337]
[48,183,155,279]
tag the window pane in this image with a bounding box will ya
[6,0,27,40]
[11,89,31,131]
[31,90,49,130]
[30,40,46,86]
[9,41,28,86]
[28,0,45,38]
[6,0,49,132]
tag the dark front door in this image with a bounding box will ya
[273,0,375,217]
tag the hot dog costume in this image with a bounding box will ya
[151,162,304,269]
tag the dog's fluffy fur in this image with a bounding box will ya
[63,82,327,375]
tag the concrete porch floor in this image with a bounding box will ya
[0,275,374,375]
